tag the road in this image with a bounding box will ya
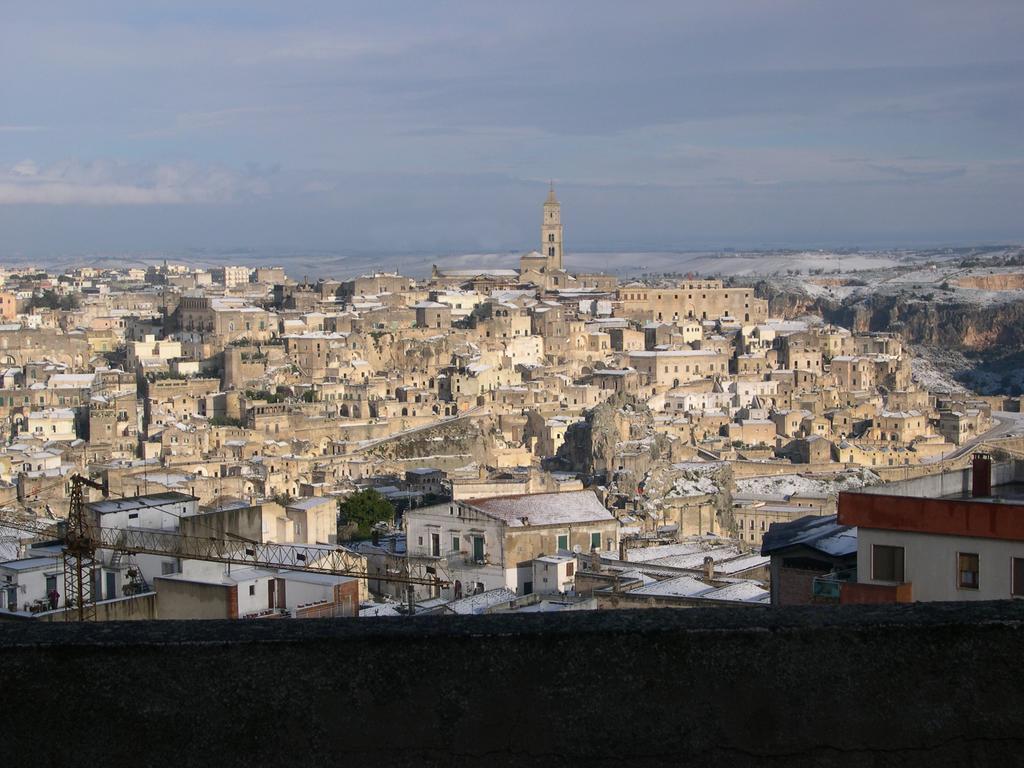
[351,405,488,454]
[934,411,1024,463]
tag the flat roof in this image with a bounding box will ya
[938,482,1024,504]
[89,492,197,515]
[463,490,614,528]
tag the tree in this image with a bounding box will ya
[28,290,79,312]
[337,489,394,539]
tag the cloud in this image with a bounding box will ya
[865,162,967,182]
[0,159,271,205]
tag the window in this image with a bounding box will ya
[451,534,460,553]
[958,553,979,590]
[590,532,601,551]
[557,534,568,551]
[871,544,905,582]
[248,585,255,596]
[566,562,574,577]
[1013,558,1024,597]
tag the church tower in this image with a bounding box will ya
[541,184,563,271]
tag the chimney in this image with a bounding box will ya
[972,452,992,498]
[703,556,714,583]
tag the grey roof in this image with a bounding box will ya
[760,514,857,559]
[463,490,614,528]
[0,555,61,571]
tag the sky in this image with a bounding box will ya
[2,1,1024,260]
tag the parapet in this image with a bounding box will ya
[2,601,1022,766]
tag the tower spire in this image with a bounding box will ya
[541,183,563,271]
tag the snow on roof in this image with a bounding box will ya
[633,575,713,598]
[713,553,770,574]
[464,490,613,528]
[760,514,857,558]
[641,546,744,570]
[734,470,880,501]
[287,497,334,510]
[89,492,196,515]
[445,587,517,615]
[618,541,723,563]
[702,581,769,603]
[536,553,575,564]
[880,410,922,419]
[46,373,95,388]
[360,602,403,618]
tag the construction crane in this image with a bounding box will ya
[2,474,450,621]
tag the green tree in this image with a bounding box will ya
[337,489,394,539]
[28,290,79,312]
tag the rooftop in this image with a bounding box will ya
[88,492,197,515]
[761,514,858,558]
[463,490,614,528]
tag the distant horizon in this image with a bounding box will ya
[2,242,1018,283]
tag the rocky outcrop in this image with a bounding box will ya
[365,418,490,461]
[954,273,1024,290]
[757,282,1024,351]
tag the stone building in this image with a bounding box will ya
[616,281,768,324]
[405,489,619,597]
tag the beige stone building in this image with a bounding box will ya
[617,281,768,324]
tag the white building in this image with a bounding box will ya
[27,408,76,441]
[405,490,619,597]
[840,458,1024,603]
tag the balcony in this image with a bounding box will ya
[811,568,856,602]
[840,581,913,605]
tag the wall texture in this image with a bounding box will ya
[2,601,1023,767]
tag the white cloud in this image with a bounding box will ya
[0,159,271,205]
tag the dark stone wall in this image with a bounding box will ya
[3,602,1023,767]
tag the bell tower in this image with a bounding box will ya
[541,183,563,271]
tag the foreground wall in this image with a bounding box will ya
[2,602,1023,767]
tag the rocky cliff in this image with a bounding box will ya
[758,282,1024,351]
